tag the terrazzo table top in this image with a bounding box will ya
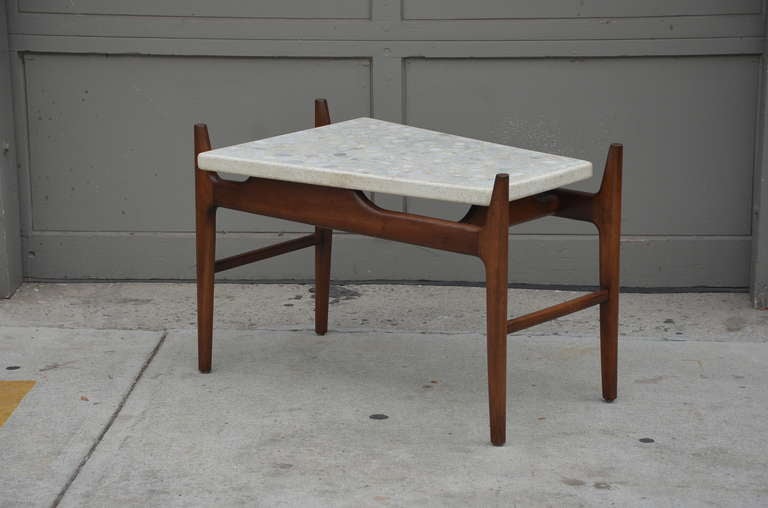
[197,118,592,206]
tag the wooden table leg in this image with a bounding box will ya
[313,98,333,335]
[480,174,510,446]
[195,124,216,373]
[597,144,623,401]
[314,226,332,335]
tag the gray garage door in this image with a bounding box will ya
[4,0,766,288]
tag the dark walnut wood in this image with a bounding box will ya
[313,99,333,336]
[194,99,623,446]
[478,174,510,446]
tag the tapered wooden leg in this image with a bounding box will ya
[313,98,333,336]
[597,144,623,401]
[314,98,331,127]
[485,257,508,446]
[195,124,216,373]
[314,226,332,335]
[480,174,510,446]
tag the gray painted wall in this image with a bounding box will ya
[0,0,22,297]
[4,0,767,289]
[752,13,768,308]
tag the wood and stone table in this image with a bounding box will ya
[194,99,622,446]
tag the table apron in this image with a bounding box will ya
[211,175,483,257]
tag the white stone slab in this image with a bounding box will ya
[198,118,592,206]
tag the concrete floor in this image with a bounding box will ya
[0,282,766,507]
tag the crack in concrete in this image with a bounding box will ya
[50,330,169,508]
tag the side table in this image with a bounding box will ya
[194,99,622,446]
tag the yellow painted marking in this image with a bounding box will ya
[0,380,36,426]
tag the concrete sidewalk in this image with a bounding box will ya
[1,283,766,507]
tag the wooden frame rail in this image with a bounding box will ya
[210,175,483,256]
[214,233,319,273]
[506,290,609,334]
[194,98,623,447]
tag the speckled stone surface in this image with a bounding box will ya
[198,118,592,205]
